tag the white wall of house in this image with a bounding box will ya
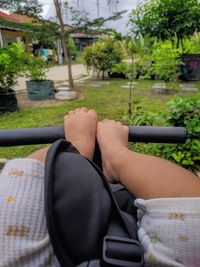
[0,29,3,46]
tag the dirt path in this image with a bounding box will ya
[14,64,87,92]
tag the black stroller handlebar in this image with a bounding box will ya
[0,126,187,147]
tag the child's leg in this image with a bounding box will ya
[27,146,50,163]
[97,120,200,199]
[28,107,97,163]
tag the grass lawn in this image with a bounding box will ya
[0,79,199,159]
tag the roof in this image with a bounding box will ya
[71,32,111,39]
[0,25,24,32]
[64,24,73,30]
[0,10,32,23]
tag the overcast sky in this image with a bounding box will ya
[39,0,139,33]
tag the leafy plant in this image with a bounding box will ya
[26,56,49,81]
[110,62,130,79]
[152,41,182,81]
[68,36,77,58]
[84,39,124,79]
[0,43,26,93]
[122,105,159,126]
[183,34,200,54]
[123,36,154,116]
[158,95,200,171]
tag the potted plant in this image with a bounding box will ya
[26,56,55,100]
[0,43,25,113]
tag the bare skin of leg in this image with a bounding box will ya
[97,120,200,199]
[28,108,97,163]
[27,146,50,164]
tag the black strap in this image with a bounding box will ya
[79,157,144,267]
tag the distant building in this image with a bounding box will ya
[71,32,110,51]
[70,32,97,51]
[0,10,31,52]
[63,23,110,51]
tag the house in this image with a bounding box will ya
[0,10,31,52]
[64,23,110,51]
[70,32,97,51]
[71,32,110,51]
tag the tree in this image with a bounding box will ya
[0,0,43,18]
[55,0,126,89]
[129,0,200,49]
[64,4,126,34]
[123,36,153,117]
[54,0,74,89]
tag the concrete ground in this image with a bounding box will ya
[14,64,87,92]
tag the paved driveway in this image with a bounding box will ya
[14,64,87,92]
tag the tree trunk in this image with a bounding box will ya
[53,0,74,89]
[102,71,105,80]
[128,57,134,118]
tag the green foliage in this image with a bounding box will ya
[110,62,130,78]
[152,41,181,81]
[183,34,200,54]
[122,105,161,126]
[122,94,200,171]
[159,95,200,171]
[129,0,200,49]
[0,0,43,17]
[0,43,26,93]
[123,35,200,82]
[26,22,59,49]
[26,56,48,81]
[68,37,77,57]
[64,3,126,34]
[84,39,124,79]
[124,36,154,80]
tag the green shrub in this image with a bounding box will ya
[158,95,200,171]
[152,41,181,81]
[68,36,77,58]
[122,104,161,126]
[124,36,154,80]
[122,95,200,171]
[135,56,154,80]
[84,39,124,79]
[184,34,200,54]
[26,56,49,81]
[110,62,130,79]
[0,43,26,92]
